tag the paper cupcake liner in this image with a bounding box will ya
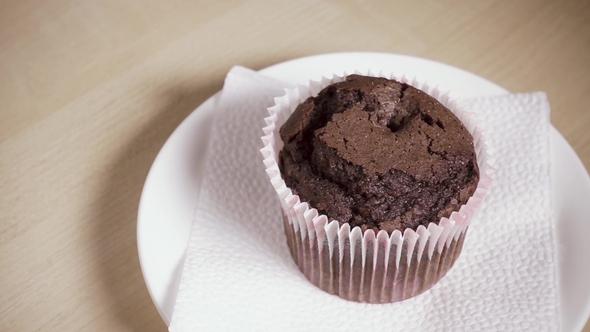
[260,71,495,303]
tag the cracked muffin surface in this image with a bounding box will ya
[279,74,479,233]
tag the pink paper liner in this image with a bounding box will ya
[261,71,494,303]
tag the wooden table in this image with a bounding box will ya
[1,1,589,331]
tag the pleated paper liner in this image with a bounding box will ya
[260,71,495,303]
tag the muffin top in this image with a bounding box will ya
[279,75,479,233]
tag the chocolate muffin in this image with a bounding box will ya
[279,75,479,234]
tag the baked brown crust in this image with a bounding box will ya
[279,75,479,233]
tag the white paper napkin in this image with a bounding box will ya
[169,66,559,331]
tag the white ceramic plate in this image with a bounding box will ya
[137,52,590,331]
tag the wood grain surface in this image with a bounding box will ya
[1,0,588,331]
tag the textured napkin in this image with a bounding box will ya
[169,66,559,331]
